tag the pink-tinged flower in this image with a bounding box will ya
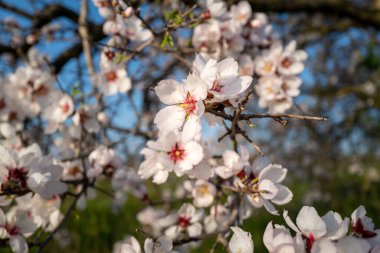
[239,54,255,76]
[165,203,203,239]
[154,74,208,132]
[0,208,38,253]
[16,193,62,232]
[215,150,245,179]
[99,66,131,96]
[192,180,216,208]
[229,226,254,253]
[255,75,301,113]
[199,0,227,20]
[230,1,252,26]
[73,105,100,133]
[283,206,327,251]
[277,40,307,76]
[43,94,74,134]
[138,126,203,184]
[204,204,230,233]
[0,144,67,199]
[351,206,377,239]
[192,21,222,59]
[240,157,293,215]
[192,54,252,101]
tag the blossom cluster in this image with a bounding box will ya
[228,205,380,253]
[194,0,307,113]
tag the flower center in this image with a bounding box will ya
[68,166,81,177]
[196,185,210,197]
[263,62,273,73]
[105,71,118,83]
[353,218,377,238]
[306,233,315,251]
[1,168,28,193]
[4,224,20,236]
[34,84,48,96]
[104,51,115,61]
[60,102,71,114]
[178,215,191,228]
[169,143,186,164]
[179,92,197,116]
[0,98,6,110]
[281,57,292,68]
[211,80,222,92]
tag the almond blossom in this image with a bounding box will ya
[191,179,216,208]
[192,54,253,101]
[0,144,67,199]
[165,203,204,239]
[138,127,203,184]
[154,74,208,132]
[98,65,131,96]
[228,226,254,253]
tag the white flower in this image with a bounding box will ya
[113,236,141,253]
[0,144,67,199]
[263,221,305,253]
[154,74,208,132]
[117,16,152,42]
[322,211,349,240]
[43,94,74,134]
[144,236,173,253]
[283,206,327,250]
[192,21,221,59]
[336,236,371,253]
[192,180,216,208]
[138,122,203,184]
[351,205,377,239]
[215,150,245,179]
[229,226,254,253]
[277,40,307,76]
[199,0,227,19]
[192,54,252,101]
[0,208,38,253]
[165,203,203,239]
[240,158,293,215]
[204,204,230,233]
[230,1,252,26]
[99,66,131,96]
[73,105,100,133]
[255,75,301,113]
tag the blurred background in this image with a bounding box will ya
[0,0,379,252]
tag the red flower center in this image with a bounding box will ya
[60,102,71,114]
[169,143,186,164]
[281,57,292,68]
[211,80,222,92]
[178,215,191,228]
[105,71,118,83]
[34,85,48,96]
[180,92,197,116]
[306,233,315,251]
[104,51,115,60]
[353,218,377,238]
[2,168,28,193]
[4,224,20,236]
[0,98,6,110]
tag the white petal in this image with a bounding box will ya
[155,79,183,105]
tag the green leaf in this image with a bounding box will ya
[160,31,174,48]
[72,83,81,96]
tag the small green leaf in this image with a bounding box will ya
[72,83,81,96]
